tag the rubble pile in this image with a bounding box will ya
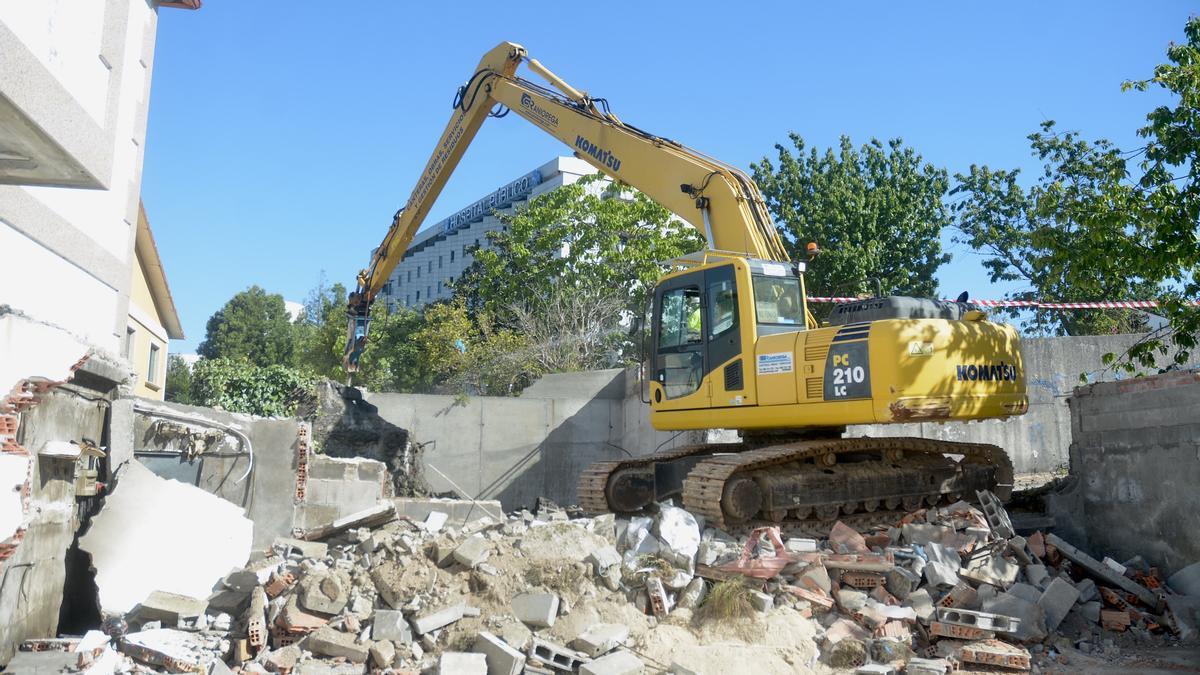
[16,492,1200,674]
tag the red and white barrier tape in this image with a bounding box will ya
[806,297,1200,309]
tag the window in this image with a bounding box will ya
[753,275,804,325]
[417,267,421,279]
[437,281,441,295]
[427,286,432,298]
[124,327,135,360]
[407,270,412,283]
[416,290,421,302]
[438,255,443,269]
[656,285,703,399]
[659,287,702,349]
[450,250,455,262]
[428,260,433,273]
[707,279,738,339]
[147,343,160,384]
[406,294,410,306]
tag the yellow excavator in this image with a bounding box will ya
[346,42,1028,529]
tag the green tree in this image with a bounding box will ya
[955,17,1199,368]
[189,358,313,417]
[197,286,295,367]
[458,174,704,322]
[164,354,194,405]
[951,124,1156,336]
[292,278,349,380]
[751,135,952,302]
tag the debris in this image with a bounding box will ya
[511,592,560,628]
[298,502,397,541]
[133,590,208,623]
[1037,577,1080,632]
[1045,534,1161,610]
[79,460,253,614]
[528,637,590,672]
[440,651,488,674]
[413,602,468,634]
[453,534,492,568]
[1167,560,1200,596]
[474,630,526,675]
[571,624,629,657]
[1100,608,1131,632]
[304,627,369,662]
[371,609,413,642]
[958,638,1031,671]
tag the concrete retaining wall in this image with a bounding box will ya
[364,368,704,510]
[1048,370,1200,576]
[849,333,1197,474]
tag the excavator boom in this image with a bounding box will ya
[344,41,788,371]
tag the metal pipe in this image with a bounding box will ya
[130,402,254,485]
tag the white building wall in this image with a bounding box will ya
[0,0,160,354]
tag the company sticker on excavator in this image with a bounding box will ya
[756,352,793,375]
[824,341,871,400]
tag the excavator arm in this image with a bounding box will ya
[345,41,790,372]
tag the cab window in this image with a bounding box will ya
[707,279,737,339]
[658,287,702,349]
[753,275,804,326]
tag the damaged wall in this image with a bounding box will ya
[1048,369,1200,576]
[849,333,1200,474]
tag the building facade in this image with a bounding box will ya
[127,203,184,400]
[379,156,596,310]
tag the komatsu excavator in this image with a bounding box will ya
[346,42,1028,529]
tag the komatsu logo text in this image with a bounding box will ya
[575,135,622,171]
[955,362,1019,382]
[519,93,559,128]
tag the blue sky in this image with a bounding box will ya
[142,2,1192,351]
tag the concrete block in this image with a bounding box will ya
[1025,564,1049,588]
[748,590,774,613]
[413,602,466,634]
[440,652,487,675]
[676,578,707,610]
[981,593,1047,643]
[473,631,525,675]
[884,566,919,600]
[529,637,591,671]
[923,561,959,589]
[1079,600,1101,624]
[959,552,1018,588]
[274,537,329,560]
[371,609,412,642]
[1038,577,1080,632]
[903,657,949,675]
[453,535,491,568]
[856,665,897,675]
[298,574,349,615]
[785,537,819,552]
[305,627,369,663]
[799,564,832,594]
[1046,534,1160,609]
[511,592,559,628]
[580,651,642,675]
[1075,578,1097,603]
[370,641,396,669]
[935,607,1021,634]
[571,624,629,657]
[586,546,620,571]
[905,588,935,624]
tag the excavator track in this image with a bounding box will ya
[577,437,1012,532]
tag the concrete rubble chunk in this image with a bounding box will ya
[1075,577,1097,603]
[440,651,488,675]
[453,534,492,568]
[748,589,774,613]
[370,640,396,669]
[119,628,210,672]
[512,592,560,628]
[1025,563,1049,588]
[263,645,302,672]
[829,521,869,553]
[413,602,467,634]
[676,577,707,610]
[275,537,329,560]
[371,609,412,643]
[1038,577,1080,632]
[474,630,526,675]
[1045,534,1161,610]
[300,502,397,541]
[905,657,950,675]
[785,537,819,552]
[905,588,935,624]
[1006,582,1042,604]
[1166,594,1200,640]
[580,650,643,675]
[79,460,253,614]
[571,624,630,658]
[959,551,1018,588]
[133,590,208,623]
[529,637,591,671]
[856,665,897,675]
[298,573,349,615]
[981,593,1047,643]
[1079,600,1102,624]
[586,546,621,571]
[304,626,369,663]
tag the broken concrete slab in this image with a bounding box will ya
[395,497,504,527]
[274,537,329,560]
[1167,560,1200,597]
[453,534,491,568]
[474,631,525,675]
[298,573,350,615]
[299,502,396,541]
[79,460,253,614]
[1045,534,1161,610]
[571,624,629,658]
[412,602,467,634]
[981,593,1047,643]
[371,609,412,642]
[132,590,208,623]
[120,628,211,672]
